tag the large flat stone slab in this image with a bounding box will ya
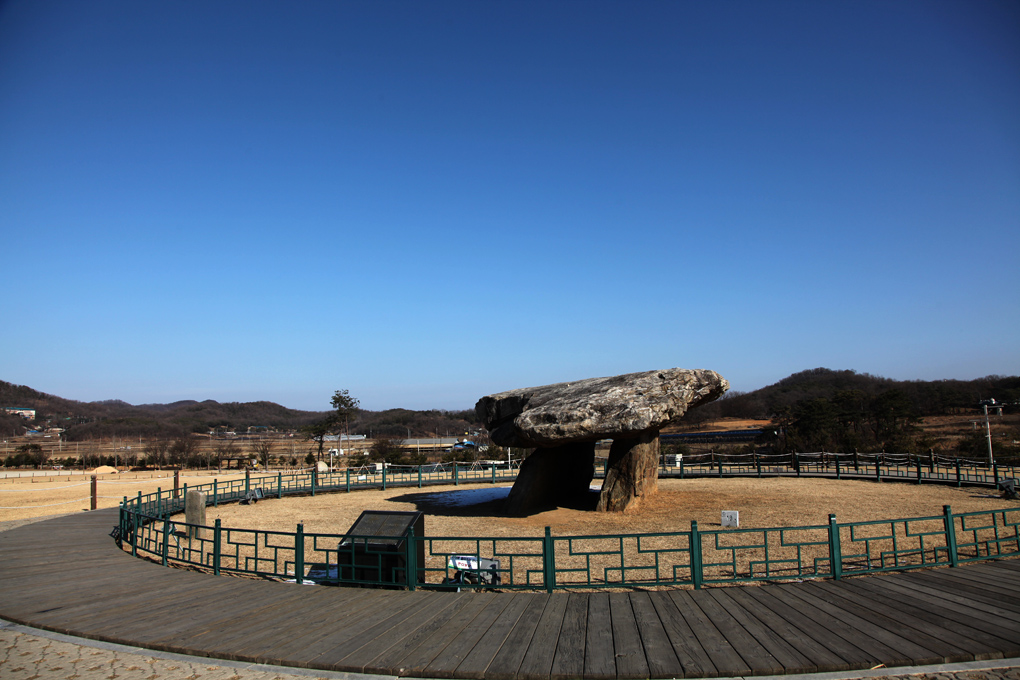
[476,368,728,448]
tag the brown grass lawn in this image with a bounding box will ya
[6,471,1017,589]
[205,477,1016,537]
[197,477,1019,589]
[0,470,248,522]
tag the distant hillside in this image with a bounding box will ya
[3,371,1017,445]
[0,380,479,441]
[689,369,1020,423]
[680,369,1020,458]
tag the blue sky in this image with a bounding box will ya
[1,0,1017,411]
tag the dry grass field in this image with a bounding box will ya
[0,470,248,523]
[204,477,1017,538]
[193,477,1019,589]
[6,470,1018,589]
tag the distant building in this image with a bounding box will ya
[3,407,35,419]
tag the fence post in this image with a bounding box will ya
[406,526,417,591]
[794,453,800,477]
[91,475,97,510]
[543,527,555,593]
[916,459,922,484]
[346,468,351,493]
[162,517,170,566]
[679,459,685,479]
[875,461,882,483]
[311,468,317,496]
[757,455,762,478]
[956,458,962,488]
[213,519,221,576]
[853,449,859,473]
[717,457,723,477]
[182,484,188,513]
[691,521,703,589]
[245,468,250,495]
[213,479,218,507]
[174,469,180,498]
[418,465,422,488]
[382,465,387,491]
[278,472,283,499]
[492,464,496,484]
[827,514,842,580]
[993,463,999,487]
[296,523,305,585]
[131,491,141,557]
[943,505,959,568]
[157,487,162,517]
[835,456,841,480]
[454,463,459,486]
[929,449,935,474]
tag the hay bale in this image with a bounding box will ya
[93,465,118,474]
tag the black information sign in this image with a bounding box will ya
[337,510,425,586]
[344,511,424,547]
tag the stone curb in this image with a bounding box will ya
[718,660,1020,680]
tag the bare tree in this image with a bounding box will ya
[331,389,360,458]
[81,439,101,469]
[144,438,170,469]
[168,437,198,468]
[213,440,237,470]
[250,438,275,469]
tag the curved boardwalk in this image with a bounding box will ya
[2,509,1019,679]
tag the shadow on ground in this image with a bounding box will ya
[385,487,601,517]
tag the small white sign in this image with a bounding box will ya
[721,511,739,528]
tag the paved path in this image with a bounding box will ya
[2,510,1020,679]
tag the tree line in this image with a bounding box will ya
[0,380,480,442]
[683,369,1020,459]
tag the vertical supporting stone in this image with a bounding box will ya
[504,442,595,516]
[597,430,660,513]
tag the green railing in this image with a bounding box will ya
[118,455,1020,592]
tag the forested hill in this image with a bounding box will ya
[3,371,1017,443]
[0,380,329,439]
[0,380,479,441]
[692,369,1020,423]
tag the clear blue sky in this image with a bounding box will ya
[1,1,1017,412]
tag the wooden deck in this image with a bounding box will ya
[1,509,1019,679]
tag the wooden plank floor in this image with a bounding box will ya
[2,509,1019,679]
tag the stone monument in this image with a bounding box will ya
[476,367,728,514]
[185,489,207,539]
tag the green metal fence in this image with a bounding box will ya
[119,455,1020,592]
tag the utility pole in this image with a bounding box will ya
[984,403,995,466]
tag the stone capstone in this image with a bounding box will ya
[476,368,728,514]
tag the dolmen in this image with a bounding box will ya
[476,367,728,515]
